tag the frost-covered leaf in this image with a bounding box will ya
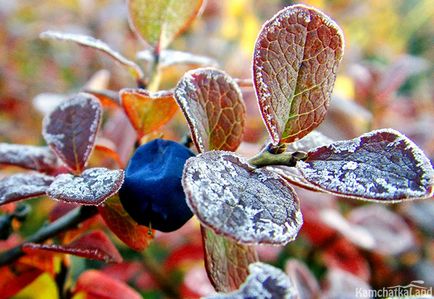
[298,129,434,201]
[137,49,219,68]
[268,166,320,192]
[128,0,204,50]
[42,93,102,174]
[175,68,246,152]
[205,262,297,299]
[23,230,122,263]
[202,226,258,292]
[120,88,178,138]
[253,4,344,144]
[47,168,124,205]
[0,173,54,206]
[403,201,434,235]
[322,268,372,299]
[285,260,320,299]
[183,151,303,245]
[348,205,414,255]
[0,144,58,173]
[74,270,142,299]
[99,195,154,251]
[40,31,144,80]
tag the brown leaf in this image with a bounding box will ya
[202,226,258,292]
[253,4,344,144]
[23,230,122,263]
[47,168,124,205]
[99,195,154,252]
[0,144,58,173]
[0,173,54,206]
[120,88,178,138]
[42,93,102,174]
[183,151,302,245]
[175,68,246,152]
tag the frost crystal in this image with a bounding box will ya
[298,129,434,201]
[0,173,54,205]
[47,168,124,205]
[183,151,303,245]
[0,143,58,172]
[205,262,297,299]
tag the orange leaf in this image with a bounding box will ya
[99,195,154,251]
[120,88,178,138]
[74,270,142,299]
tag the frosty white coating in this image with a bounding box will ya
[47,168,124,205]
[298,129,434,201]
[205,262,297,299]
[0,143,58,172]
[182,151,303,245]
[40,31,144,80]
[0,173,54,205]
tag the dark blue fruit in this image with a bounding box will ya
[119,139,195,232]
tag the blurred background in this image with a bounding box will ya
[1,0,433,298]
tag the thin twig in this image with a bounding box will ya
[0,206,98,267]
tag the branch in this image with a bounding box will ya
[0,206,98,267]
[248,144,307,168]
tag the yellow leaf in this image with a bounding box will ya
[13,273,58,299]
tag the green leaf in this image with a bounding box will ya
[128,0,204,51]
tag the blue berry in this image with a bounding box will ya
[119,139,195,232]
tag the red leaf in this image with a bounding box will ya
[253,4,344,144]
[298,129,434,201]
[175,68,246,152]
[23,230,122,263]
[201,226,258,292]
[42,93,102,174]
[183,151,302,245]
[120,88,178,138]
[74,270,142,299]
[47,167,124,205]
[0,173,54,206]
[0,265,42,299]
[99,195,154,251]
[322,238,370,281]
[0,144,58,173]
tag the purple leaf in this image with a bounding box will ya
[0,143,58,173]
[182,151,303,245]
[297,129,434,201]
[47,168,124,205]
[205,262,297,299]
[175,68,246,152]
[42,93,102,174]
[202,226,258,292]
[348,205,415,255]
[253,4,344,144]
[0,173,54,205]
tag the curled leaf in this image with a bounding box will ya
[205,262,297,299]
[285,260,320,299]
[202,226,258,292]
[183,151,303,245]
[120,88,178,138]
[175,68,246,152]
[0,144,58,173]
[40,31,144,81]
[128,0,204,50]
[98,195,154,252]
[42,93,102,174]
[47,168,124,206]
[297,129,434,201]
[23,230,122,263]
[253,4,344,144]
[0,173,54,206]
